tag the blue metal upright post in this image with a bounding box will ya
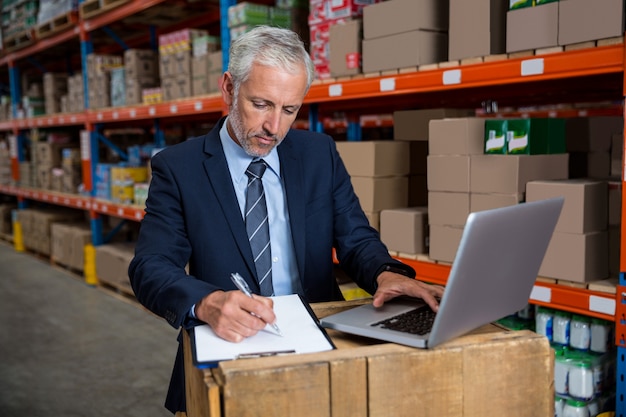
[220,0,236,72]
[617,272,625,416]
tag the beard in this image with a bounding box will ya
[227,102,285,158]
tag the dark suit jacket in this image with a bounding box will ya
[128,118,414,412]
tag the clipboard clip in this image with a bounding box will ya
[236,350,296,359]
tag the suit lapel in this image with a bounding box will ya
[202,122,258,283]
[278,137,306,281]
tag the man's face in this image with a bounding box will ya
[222,63,308,157]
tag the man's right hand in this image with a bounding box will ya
[194,290,277,342]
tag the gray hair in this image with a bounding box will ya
[228,25,315,96]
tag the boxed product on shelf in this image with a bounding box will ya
[227,2,270,28]
[362,0,448,40]
[448,0,507,61]
[16,207,83,256]
[362,30,447,73]
[335,141,410,177]
[380,206,429,255]
[506,1,559,53]
[429,117,485,155]
[87,73,111,109]
[133,183,149,207]
[470,192,524,212]
[123,49,159,80]
[527,179,609,283]
[50,222,92,272]
[162,74,192,102]
[207,50,223,93]
[95,242,136,292]
[394,108,473,141]
[141,87,163,105]
[428,223,463,263]
[427,155,471,192]
[43,72,68,115]
[158,28,208,56]
[191,55,210,96]
[191,34,220,58]
[469,154,569,194]
[509,0,533,9]
[527,179,608,234]
[507,118,566,155]
[328,19,362,77]
[0,204,15,235]
[110,67,126,107]
[559,0,625,46]
[36,0,75,26]
[125,77,158,106]
[18,162,32,188]
[350,176,408,212]
[428,191,470,227]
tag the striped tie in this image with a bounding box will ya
[245,159,274,296]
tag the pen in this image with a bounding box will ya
[230,272,283,337]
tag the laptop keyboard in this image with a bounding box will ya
[371,304,436,335]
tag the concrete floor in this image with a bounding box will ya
[0,240,178,417]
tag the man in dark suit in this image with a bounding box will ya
[129,25,444,414]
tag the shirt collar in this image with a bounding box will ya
[219,117,280,184]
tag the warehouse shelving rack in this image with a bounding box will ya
[0,1,624,413]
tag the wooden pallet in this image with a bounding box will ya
[536,276,619,294]
[3,29,35,52]
[0,231,13,244]
[36,11,78,40]
[79,0,129,20]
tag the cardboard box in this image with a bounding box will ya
[429,224,464,263]
[394,108,473,141]
[351,176,408,212]
[336,141,410,177]
[566,117,623,153]
[427,155,471,192]
[34,142,63,167]
[125,77,158,105]
[429,117,485,155]
[380,206,428,254]
[449,0,507,61]
[428,192,470,227]
[470,193,523,213]
[362,30,448,73]
[526,179,608,234]
[470,154,568,194]
[0,204,16,235]
[363,0,448,39]
[329,19,362,77]
[51,222,92,271]
[187,324,553,417]
[506,2,559,53]
[95,242,136,291]
[539,231,608,282]
[559,0,625,45]
[124,49,159,79]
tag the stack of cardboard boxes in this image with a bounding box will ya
[123,49,160,106]
[448,0,507,61]
[427,116,570,263]
[507,0,625,53]
[190,35,222,96]
[309,0,382,79]
[336,140,410,230]
[43,73,68,115]
[87,54,123,109]
[50,222,92,272]
[362,0,448,73]
[62,73,85,113]
[0,144,10,185]
[16,207,83,256]
[527,179,609,283]
[159,28,208,102]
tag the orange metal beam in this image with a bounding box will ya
[81,0,169,31]
[305,44,624,104]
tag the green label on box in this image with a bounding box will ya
[507,119,532,154]
[535,0,558,5]
[510,0,534,9]
[484,119,508,154]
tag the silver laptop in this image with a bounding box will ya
[320,197,564,349]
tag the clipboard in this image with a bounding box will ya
[190,294,336,368]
